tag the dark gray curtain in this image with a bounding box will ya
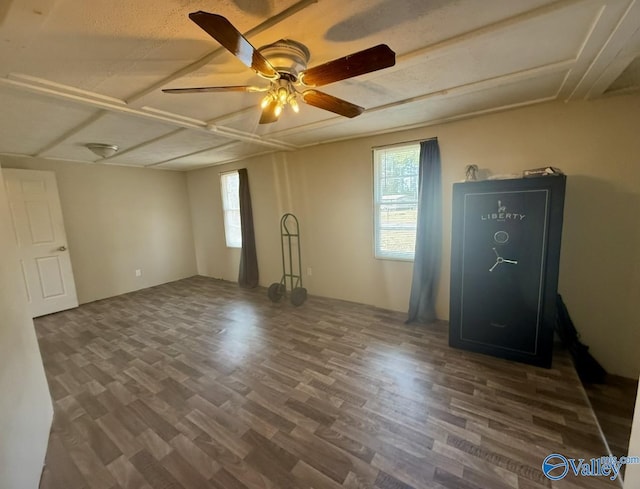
[238,168,259,288]
[407,138,442,323]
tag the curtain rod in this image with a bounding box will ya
[371,137,437,150]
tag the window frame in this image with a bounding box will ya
[220,171,242,249]
[373,143,420,261]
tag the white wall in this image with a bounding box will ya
[188,93,640,377]
[0,164,53,489]
[188,153,290,286]
[625,380,640,488]
[2,157,198,304]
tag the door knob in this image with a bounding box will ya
[58,246,67,252]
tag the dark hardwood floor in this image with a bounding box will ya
[584,375,638,459]
[35,276,621,489]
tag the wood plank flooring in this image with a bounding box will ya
[35,276,621,489]
[584,375,638,458]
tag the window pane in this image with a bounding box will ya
[378,203,418,228]
[374,144,420,260]
[378,175,418,200]
[224,209,242,248]
[221,172,240,209]
[220,172,242,248]
[377,146,419,202]
[378,228,416,257]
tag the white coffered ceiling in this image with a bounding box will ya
[1,0,639,170]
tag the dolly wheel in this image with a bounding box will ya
[291,287,307,306]
[268,283,285,302]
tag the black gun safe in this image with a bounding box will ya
[449,176,566,367]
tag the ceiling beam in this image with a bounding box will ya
[1,74,297,151]
[331,0,587,87]
[267,58,575,139]
[34,111,106,157]
[582,0,640,99]
[2,74,206,128]
[297,95,560,150]
[3,0,633,169]
[101,128,185,163]
[0,0,316,161]
[154,148,280,170]
[144,141,242,167]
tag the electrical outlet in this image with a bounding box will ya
[307,267,312,276]
[135,269,142,277]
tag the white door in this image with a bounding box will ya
[3,168,78,317]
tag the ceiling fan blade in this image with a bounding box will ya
[162,85,266,94]
[259,99,280,124]
[299,44,395,87]
[301,90,364,118]
[189,11,278,79]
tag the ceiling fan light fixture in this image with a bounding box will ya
[277,87,288,103]
[86,143,119,159]
[260,94,273,108]
[290,97,300,113]
[259,79,300,119]
[165,13,396,124]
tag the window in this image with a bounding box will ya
[373,144,420,260]
[220,171,242,248]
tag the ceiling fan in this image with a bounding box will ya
[163,11,396,124]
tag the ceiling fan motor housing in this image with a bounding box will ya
[163,13,395,122]
[258,39,310,79]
